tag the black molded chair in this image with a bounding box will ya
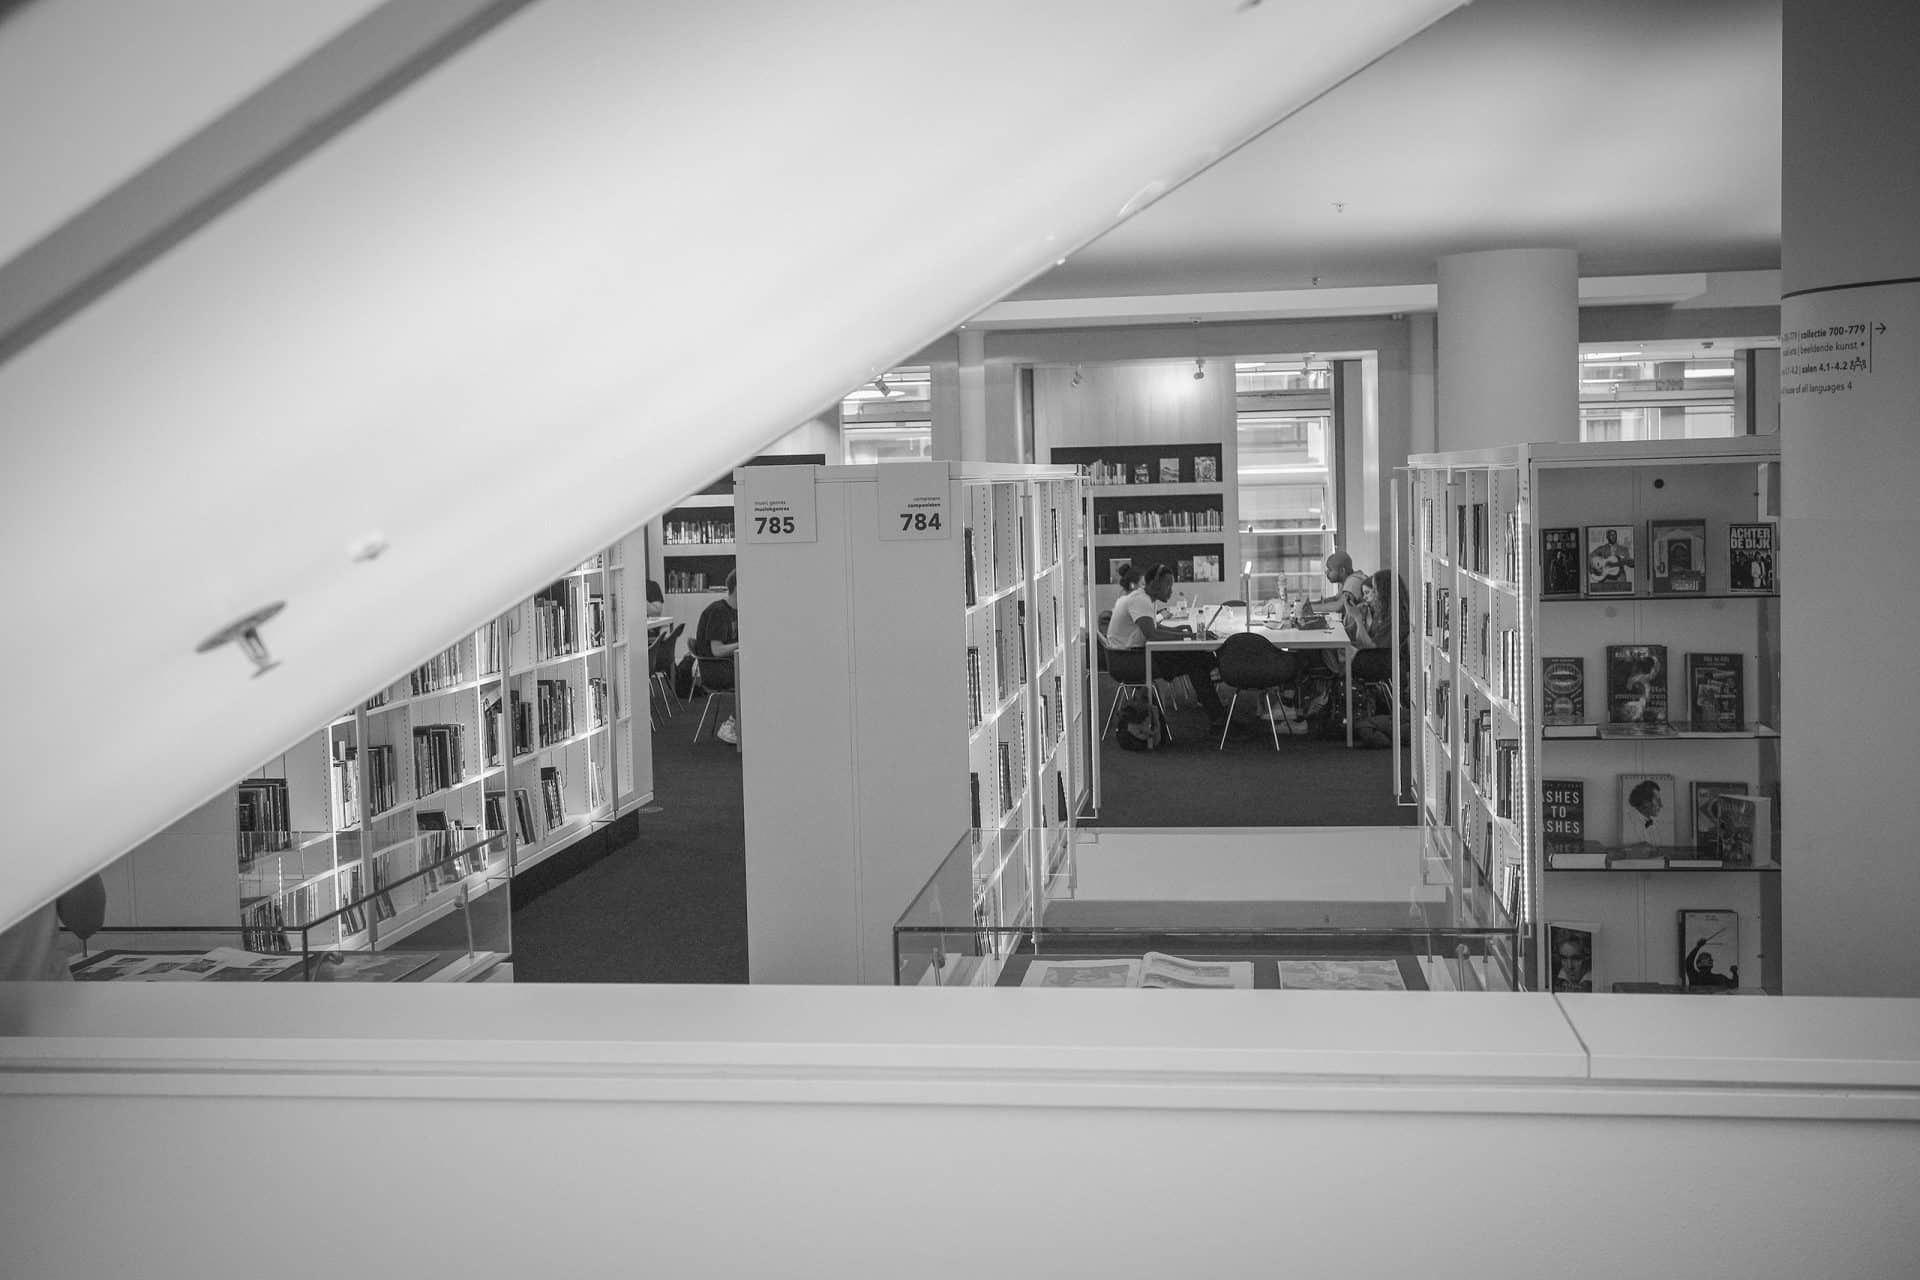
[649,623,684,716]
[1096,633,1173,742]
[1214,632,1302,750]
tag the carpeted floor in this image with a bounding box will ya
[511,675,1414,982]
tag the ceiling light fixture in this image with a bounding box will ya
[1070,364,1083,388]
[1581,350,1643,362]
[1193,356,1206,381]
[1683,365,1735,379]
[873,376,892,397]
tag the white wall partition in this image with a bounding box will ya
[3,985,1918,1279]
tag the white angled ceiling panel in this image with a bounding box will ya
[0,0,1462,924]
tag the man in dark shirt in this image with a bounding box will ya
[693,571,740,743]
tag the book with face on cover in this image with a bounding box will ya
[1678,909,1741,989]
[1584,524,1637,595]
[1619,772,1677,848]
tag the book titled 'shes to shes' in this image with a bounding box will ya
[1543,779,1595,866]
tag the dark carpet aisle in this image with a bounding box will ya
[509,696,749,983]
[510,676,1414,982]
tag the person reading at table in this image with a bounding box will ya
[693,570,740,744]
[1105,562,1228,730]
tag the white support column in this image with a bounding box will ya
[957,327,988,461]
[1408,312,1437,455]
[1779,0,1920,995]
[1436,248,1578,451]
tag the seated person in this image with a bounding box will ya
[645,578,666,618]
[692,571,740,744]
[1289,552,1379,716]
[1116,564,1140,595]
[1104,562,1228,729]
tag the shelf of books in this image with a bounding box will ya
[1409,437,1782,994]
[1051,443,1228,608]
[110,534,649,970]
[738,461,1093,984]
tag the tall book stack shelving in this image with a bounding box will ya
[1408,438,1783,992]
[1050,443,1228,610]
[107,534,651,963]
[738,462,1092,984]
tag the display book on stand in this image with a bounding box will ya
[1408,437,1782,994]
[105,536,647,981]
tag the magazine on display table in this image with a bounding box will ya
[1020,952,1255,989]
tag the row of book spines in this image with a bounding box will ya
[1071,456,1222,486]
[1095,510,1225,534]
[662,518,734,544]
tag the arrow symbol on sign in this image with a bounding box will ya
[1876,322,1887,334]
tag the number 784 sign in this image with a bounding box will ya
[876,461,953,542]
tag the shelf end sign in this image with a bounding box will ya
[739,464,818,544]
[877,460,953,541]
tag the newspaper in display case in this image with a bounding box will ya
[1021,952,1254,989]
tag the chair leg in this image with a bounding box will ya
[1218,691,1242,749]
[694,690,734,742]
[1102,684,1132,739]
[1261,692,1284,750]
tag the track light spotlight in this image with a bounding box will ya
[873,376,892,397]
[1070,364,1083,388]
[1192,357,1206,381]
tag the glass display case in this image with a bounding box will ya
[70,831,511,982]
[895,826,1519,991]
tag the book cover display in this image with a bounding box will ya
[1686,652,1746,731]
[1690,781,1749,858]
[1542,779,1586,857]
[1727,521,1777,592]
[1547,922,1598,993]
[1158,457,1181,483]
[1193,455,1219,483]
[1540,527,1582,598]
[1619,772,1677,847]
[1648,518,1707,594]
[1678,909,1741,988]
[1541,657,1584,724]
[1605,643,1668,731]
[1583,524,1636,595]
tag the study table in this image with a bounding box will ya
[1140,606,1355,747]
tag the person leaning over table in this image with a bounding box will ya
[1104,562,1229,731]
[1290,551,1380,710]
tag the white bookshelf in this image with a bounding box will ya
[738,461,1092,984]
[105,532,653,962]
[1408,437,1783,992]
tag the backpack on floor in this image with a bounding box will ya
[674,653,697,700]
[1114,699,1169,751]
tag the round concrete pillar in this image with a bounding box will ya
[1436,248,1578,451]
